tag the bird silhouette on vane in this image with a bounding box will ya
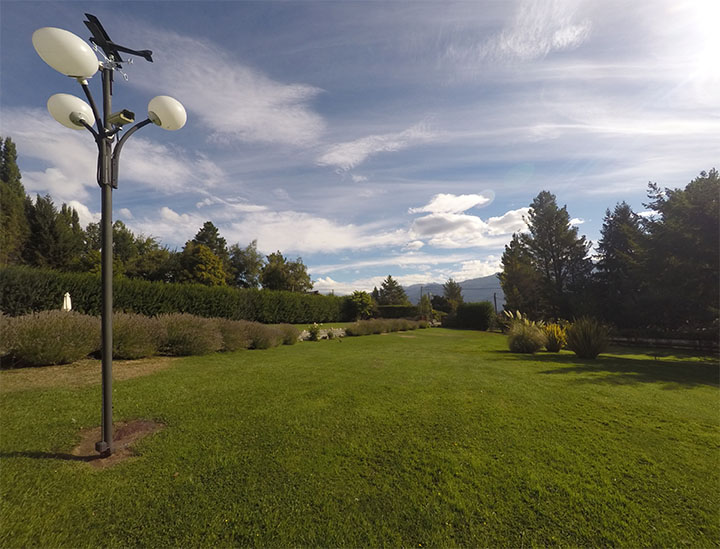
[83,13,153,67]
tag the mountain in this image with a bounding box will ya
[404,273,505,309]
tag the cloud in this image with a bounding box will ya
[351,174,368,183]
[444,0,592,68]
[118,208,134,220]
[67,200,101,227]
[570,217,585,225]
[127,26,324,146]
[409,192,493,214]
[409,205,528,249]
[451,257,502,280]
[317,122,437,171]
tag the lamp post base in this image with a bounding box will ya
[95,440,110,454]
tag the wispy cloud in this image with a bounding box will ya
[317,122,437,171]
[126,26,325,146]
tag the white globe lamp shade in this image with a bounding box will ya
[32,27,99,79]
[47,94,95,130]
[148,96,187,130]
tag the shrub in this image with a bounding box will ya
[307,322,321,341]
[544,323,567,352]
[277,324,300,345]
[0,313,14,357]
[344,318,425,337]
[159,313,223,356]
[215,318,253,351]
[376,305,418,319]
[246,323,283,350]
[455,302,495,331]
[113,312,165,359]
[507,322,547,354]
[566,317,610,359]
[9,310,100,366]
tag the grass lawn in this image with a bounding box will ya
[1,329,718,547]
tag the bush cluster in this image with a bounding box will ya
[0,266,350,323]
[3,310,101,366]
[113,312,166,360]
[0,311,305,367]
[507,321,547,354]
[344,318,427,336]
[566,317,610,359]
[375,305,419,319]
[544,323,567,352]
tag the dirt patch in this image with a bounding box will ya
[398,335,418,339]
[0,356,178,393]
[71,419,165,470]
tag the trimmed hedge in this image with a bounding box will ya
[376,305,418,319]
[0,266,349,323]
[454,302,494,330]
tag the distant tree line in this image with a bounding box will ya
[0,136,312,293]
[499,170,719,335]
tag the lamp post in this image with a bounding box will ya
[33,15,186,455]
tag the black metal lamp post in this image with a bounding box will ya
[32,15,186,454]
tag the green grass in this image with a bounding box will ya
[1,329,718,547]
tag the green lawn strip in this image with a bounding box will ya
[1,330,717,547]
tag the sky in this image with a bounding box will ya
[1,0,718,294]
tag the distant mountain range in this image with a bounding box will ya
[404,273,505,309]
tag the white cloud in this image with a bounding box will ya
[404,240,425,251]
[317,122,437,171]
[127,26,325,146]
[452,257,502,280]
[409,192,493,214]
[118,208,134,220]
[351,174,368,183]
[570,217,585,225]
[67,200,101,227]
[486,208,529,235]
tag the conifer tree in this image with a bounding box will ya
[0,137,29,265]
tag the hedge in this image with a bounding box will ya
[376,305,419,319]
[0,266,349,324]
[452,301,495,330]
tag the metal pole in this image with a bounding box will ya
[95,66,114,455]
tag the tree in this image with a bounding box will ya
[260,251,312,292]
[418,293,433,319]
[347,290,374,320]
[442,278,463,314]
[0,137,29,265]
[641,169,719,328]
[520,191,592,318]
[376,275,409,305]
[595,202,646,328]
[177,242,228,286]
[499,233,543,316]
[229,240,265,288]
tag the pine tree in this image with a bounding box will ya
[177,242,228,286]
[499,233,543,316]
[442,278,463,314]
[376,275,409,305]
[0,137,30,265]
[595,202,645,328]
[260,251,312,291]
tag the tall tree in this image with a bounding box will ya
[260,251,312,292]
[376,275,409,305]
[499,233,543,316]
[500,191,592,319]
[642,169,719,328]
[595,202,645,328]
[0,137,29,265]
[228,240,265,288]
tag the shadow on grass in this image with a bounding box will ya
[492,350,719,388]
[0,451,103,463]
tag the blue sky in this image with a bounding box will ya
[1,0,718,294]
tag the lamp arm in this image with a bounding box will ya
[110,118,152,188]
[80,81,103,136]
